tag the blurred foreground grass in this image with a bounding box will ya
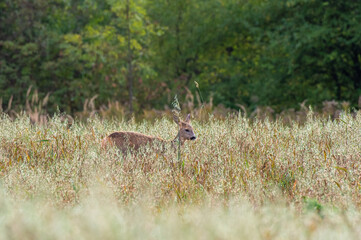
[1,112,361,239]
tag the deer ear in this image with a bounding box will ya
[173,114,180,125]
[185,113,191,123]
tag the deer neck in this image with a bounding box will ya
[171,133,185,147]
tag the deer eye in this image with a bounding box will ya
[185,129,190,132]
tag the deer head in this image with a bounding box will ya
[173,113,196,144]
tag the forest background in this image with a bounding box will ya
[1,0,361,118]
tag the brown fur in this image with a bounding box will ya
[101,114,196,154]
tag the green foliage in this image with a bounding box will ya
[1,0,361,114]
[303,197,324,217]
[241,0,361,110]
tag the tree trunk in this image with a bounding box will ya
[126,0,133,114]
[332,67,342,100]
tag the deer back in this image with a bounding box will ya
[102,131,167,154]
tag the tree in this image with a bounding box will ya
[242,0,361,109]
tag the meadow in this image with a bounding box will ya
[1,111,361,239]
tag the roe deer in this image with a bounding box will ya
[101,114,196,154]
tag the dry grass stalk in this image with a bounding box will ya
[1,112,361,238]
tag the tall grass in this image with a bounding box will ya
[2,86,355,124]
[1,112,361,239]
